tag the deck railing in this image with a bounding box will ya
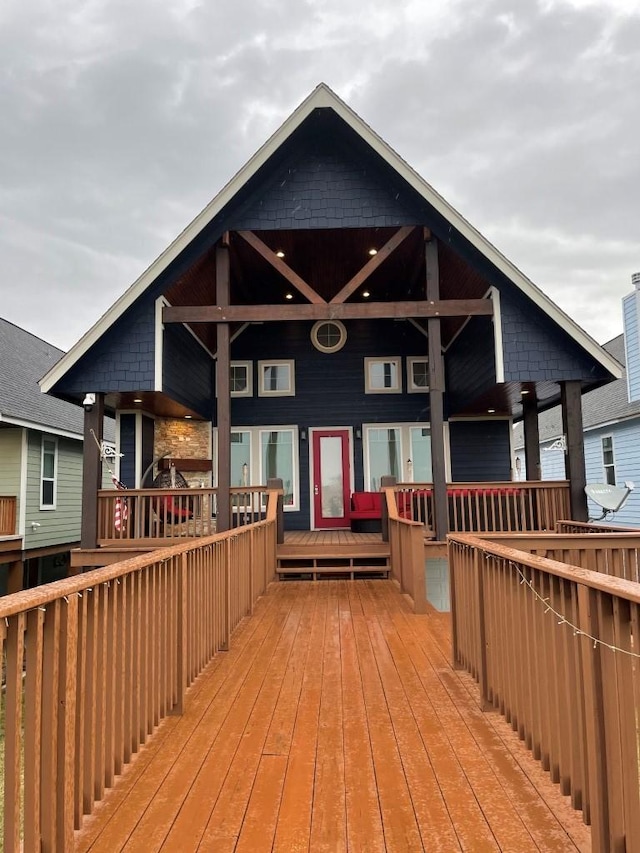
[97,486,270,544]
[556,519,640,535]
[0,495,17,535]
[393,481,570,534]
[0,494,278,852]
[449,532,640,853]
[384,489,426,613]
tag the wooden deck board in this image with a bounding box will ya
[75,580,591,853]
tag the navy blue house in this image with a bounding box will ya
[41,84,620,538]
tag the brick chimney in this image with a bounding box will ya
[623,272,640,401]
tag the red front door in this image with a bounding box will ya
[312,429,351,529]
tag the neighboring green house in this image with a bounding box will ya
[0,317,113,593]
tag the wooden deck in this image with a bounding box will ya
[75,580,591,852]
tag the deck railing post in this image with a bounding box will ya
[411,524,427,614]
[380,477,396,542]
[57,592,79,852]
[475,548,491,711]
[222,538,231,651]
[267,478,285,544]
[171,552,188,715]
[577,584,609,851]
[449,541,461,669]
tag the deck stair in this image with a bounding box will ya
[276,531,390,579]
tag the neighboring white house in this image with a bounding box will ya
[514,273,640,526]
[0,317,113,593]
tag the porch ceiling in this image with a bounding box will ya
[105,391,204,420]
[164,226,492,353]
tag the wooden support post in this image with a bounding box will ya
[81,393,104,550]
[561,380,588,522]
[267,478,284,544]
[216,244,231,533]
[171,552,188,715]
[426,238,448,541]
[522,393,541,481]
[7,559,23,594]
[380,475,396,543]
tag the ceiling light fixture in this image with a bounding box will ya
[133,398,142,403]
[362,290,370,298]
[521,389,530,395]
[276,251,285,258]
[285,293,293,300]
[368,248,378,256]
[185,415,192,419]
[488,408,496,414]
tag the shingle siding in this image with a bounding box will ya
[445,317,496,414]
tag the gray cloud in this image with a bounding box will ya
[0,0,638,349]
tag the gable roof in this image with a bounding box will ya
[513,333,636,448]
[40,82,621,393]
[0,317,114,439]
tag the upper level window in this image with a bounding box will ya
[258,360,295,397]
[407,357,429,392]
[365,357,401,394]
[230,362,252,397]
[311,320,347,353]
[602,436,616,485]
[41,436,58,509]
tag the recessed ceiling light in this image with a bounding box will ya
[368,248,378,256]
[521,389,530,395]
[276,250,285,258]
[488,408,496,414]
[285,293,293,300]
[185,415,192,419]
[133,398,142,403]
[362,290,370,298]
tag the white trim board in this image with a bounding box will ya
[40,83,622,394]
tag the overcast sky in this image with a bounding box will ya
[1,0,638,352]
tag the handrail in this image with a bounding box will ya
[384,488,426,613]
[392,481,571,534]
[0,495,17,535]
[0,492,279,851]
[449,532,640,852]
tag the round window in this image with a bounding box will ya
[311,320,347,353]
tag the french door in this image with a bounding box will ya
[311,429,351,529]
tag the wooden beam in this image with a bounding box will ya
[561,380,588,522]
[522,393,541,481]
[81,393,104,550]
[426,239,448,541]
[216,245,231,533]
[163,299,492,325]
[236,230,325,305]
[330,226,415,304]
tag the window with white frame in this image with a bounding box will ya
[407,357,429,392]
[365,357,401,394]
[230,362,252,397]
[41,436,58,509]
[231,431,251,486]
[260,429,297,507]
[258,360,295,396]
[409,427,432,482]
[365,427,402,490]
[602,436,616,485]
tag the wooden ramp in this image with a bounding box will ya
[75,580,591,852]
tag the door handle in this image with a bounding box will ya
[314,485,319,496]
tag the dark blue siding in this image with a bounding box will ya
[55,300,156,396]
[119,414,137,487]
[163,324,214,417]
[227,320,430,427]
[446,317,496,414]
[449,421,511,481]
[500,290,604,382]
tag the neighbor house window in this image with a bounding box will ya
[258,360,295,396]
[260,429,297,507]
[230,362,252,397]
[365,427,401,490]
[41,436,58,509]
[365,357,401,394]
[602,436,616,485]
[407,357,429,392]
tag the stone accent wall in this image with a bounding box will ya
[154,418,212,487]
